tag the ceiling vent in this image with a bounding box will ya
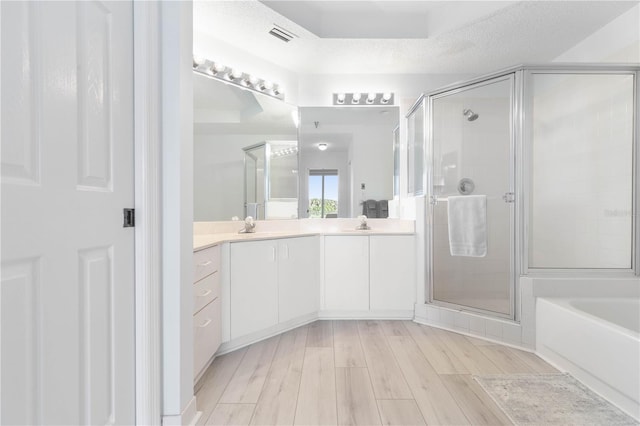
[269,25,296,43]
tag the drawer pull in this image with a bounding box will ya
[199,289,213,298]
[198,260,212,267]
[197,318,212,328]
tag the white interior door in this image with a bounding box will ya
[1,1,135,424]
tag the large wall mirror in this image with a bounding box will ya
[298,107,399,218]
[193,73,299,221]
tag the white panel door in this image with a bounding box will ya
[1,2,135,424]
[369,235,416,311]
[324,236,369,311]
[229,240,279,339]
[278,236,319,323]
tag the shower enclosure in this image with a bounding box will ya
[416,65,638,320]
[243,141,298,220]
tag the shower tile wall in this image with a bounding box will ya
[530,73,634,269]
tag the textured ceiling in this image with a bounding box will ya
[193,0,638,74]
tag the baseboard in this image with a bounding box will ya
[162,395,200,426]
[318,309,414,319]
[412,317,531,352]
[216,313,319,356]
[214,310,414,357]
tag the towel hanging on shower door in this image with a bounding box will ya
[447,195,487,257]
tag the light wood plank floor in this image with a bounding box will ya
[196,320,556,426]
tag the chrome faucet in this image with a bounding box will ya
[355,215,370,230]
[239,216,256,234]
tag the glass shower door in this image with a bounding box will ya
[430,74,515,318]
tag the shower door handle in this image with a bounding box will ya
[502,192,515,203]
[430,196,438,206]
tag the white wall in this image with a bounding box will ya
[553,4,640,64]
[161,1,195,423]
[349,124,394,216]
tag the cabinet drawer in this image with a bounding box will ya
[193,298,221,379]
[193,272,220,314]
[193,245,220,282]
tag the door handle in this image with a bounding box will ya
[197,318,212,328]
[199,289,213,298]
[198,260,212,267]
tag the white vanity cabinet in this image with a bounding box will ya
[278,237,319,323]
[229,239,279,339]
[323,235,416,314]
[370,235,416,310]
[324,236,370,311]
[229,236,320,340]
[192,245,221,380]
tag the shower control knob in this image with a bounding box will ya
[502,192,515,203]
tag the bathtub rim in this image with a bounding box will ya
[538,297,640,340]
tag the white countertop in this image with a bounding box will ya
[193,229,415,251]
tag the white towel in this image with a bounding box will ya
[447,195,487,257]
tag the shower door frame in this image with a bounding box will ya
[426,71,522,321]
[424,64,640,323]
[242,142,271,220]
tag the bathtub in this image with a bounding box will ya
[536,297,640,420]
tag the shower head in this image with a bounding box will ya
[463,108,479,121]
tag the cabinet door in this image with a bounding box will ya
[324,236,369,311]
[278,237,320,323]
[370,235,416,310]
[230,240,279,339]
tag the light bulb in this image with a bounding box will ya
[367,93,376,104]
[230,69,243,80]
[336,93,346,104]
[381,92,392,104]
[211,62,226,75]
[318,143,328,151]
[193,54,205,68]
[352,93,361,104]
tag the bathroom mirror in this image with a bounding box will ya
[193,72,299,221]
[298,106,398,218]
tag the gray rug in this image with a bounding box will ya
[474,373,638,426]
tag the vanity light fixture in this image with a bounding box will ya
[271,146,299,157]
[318,143,328,151]
[332,92,394,106]
[192,55,285,100]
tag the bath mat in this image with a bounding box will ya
[474,373,638,426]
